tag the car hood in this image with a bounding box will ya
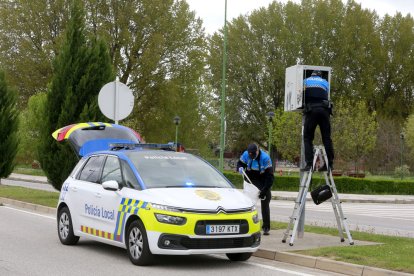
[140,188,255,211]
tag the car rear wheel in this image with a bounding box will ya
[126,220,153,266]
[57,207,79,245]
[226,252,252,261]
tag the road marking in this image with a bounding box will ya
[211,254,319,276]
[3,206,55,220]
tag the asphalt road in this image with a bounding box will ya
[0,206,344,276]
[269,200,414,237]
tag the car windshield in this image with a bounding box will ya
[126,151,232,189]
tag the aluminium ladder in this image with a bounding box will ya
[282,145,354,246]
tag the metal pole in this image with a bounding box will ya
[219,0,228,172]
[268,121,272,153]
[298,115,306,238]
[400,135,403,180]
[114,79,119,124]
[175,125,178,146]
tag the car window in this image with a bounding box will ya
[121,160,141,190]
[126,151,232,189]
[78,155,105,183]
[101,156,123,186]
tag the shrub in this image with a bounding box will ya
[223,171,414,195]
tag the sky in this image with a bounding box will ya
[186,0,414,34]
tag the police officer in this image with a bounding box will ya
[237,144,274,235]
[303,70,334,171]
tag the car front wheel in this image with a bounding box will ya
[126,220,153,266]
[57,207,79,245]
[226,252,252,261]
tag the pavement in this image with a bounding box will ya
[1,173,414,275]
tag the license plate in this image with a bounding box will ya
[206,224,239,234]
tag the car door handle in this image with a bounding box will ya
[71,187,78,192]
[95,193,102,198]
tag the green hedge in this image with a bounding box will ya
[223,172,414,195]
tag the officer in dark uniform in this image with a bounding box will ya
[236,144,274,235]
[303,70,334,171]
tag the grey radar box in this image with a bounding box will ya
[284,65,332,112]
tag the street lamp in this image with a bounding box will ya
[173,115,181,146]
[400,131,405,180]
[218,0,228,173]
[266,111,275,153]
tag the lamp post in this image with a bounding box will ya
[173,116,181,146]
[219,0,228,172]
[266,111,275,153]
[400,131,405,180]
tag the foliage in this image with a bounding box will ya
[394,165,410,179]
[0,0,211,155]
[38,0,114,189]
[0,71,19,180]
[367,117,403,173]
[207,0,414,157]
[223,171,414,195]
[16,92,47,164]
[272,108,302,161]
[0,1,69,106]
[404,114,414,165]
[332,100,378,169]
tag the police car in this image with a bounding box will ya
[54,122,261,265]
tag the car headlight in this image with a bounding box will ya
[154,213,187,225]
[252,214,259,224]
[151,203,181,213]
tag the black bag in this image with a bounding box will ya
[311,184,332,205]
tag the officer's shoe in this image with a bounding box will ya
[300,164,313,172]
[263,227,270,236]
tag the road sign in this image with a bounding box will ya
[98,81,134,124]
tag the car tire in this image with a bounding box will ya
[226,252,252,261]
[57,207,79,245]
[126,220,153,266]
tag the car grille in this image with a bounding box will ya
[158,233,261,250]
[181,236,256,249]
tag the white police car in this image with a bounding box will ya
[54,122,261,265]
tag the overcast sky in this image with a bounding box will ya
[186,0,414,34]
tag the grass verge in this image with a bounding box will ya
[13,165,46,176]
[271,221,414,273]
[1,185,413,273]
[0,185,58,207]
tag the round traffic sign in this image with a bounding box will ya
[98,81,134,122]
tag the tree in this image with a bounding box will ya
[272,108,302,162]
[331,101,378,171]
[38,0,114,189]
[0,0,211,154]
[0,71,19,183]
[0,0,69,106]
[16,92,47,165]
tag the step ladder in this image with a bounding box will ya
[282,145,354,246]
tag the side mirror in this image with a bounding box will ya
[102,180,119,191]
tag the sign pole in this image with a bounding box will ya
[114,78,119,124]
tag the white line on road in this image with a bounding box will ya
[3,206,55,220]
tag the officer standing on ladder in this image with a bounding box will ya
[237,144,274,235]
[302,70,334,172]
